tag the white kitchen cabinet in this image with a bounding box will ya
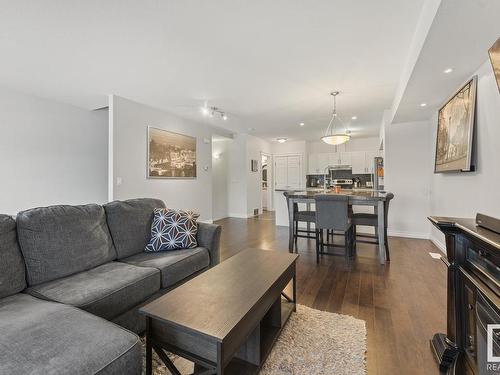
[306,150,382,176]
[317,153,329,173]
[327,152,350,166]
[308,154,318,174]
[328,152,340,166]
[350,151,366,174]
[340,152,351,166]
[274,155,303,189]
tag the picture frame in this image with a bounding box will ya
[489,37,500,94]
[434,76,477,173]
[147,126,197,179]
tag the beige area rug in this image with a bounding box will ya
[142,304,366,375]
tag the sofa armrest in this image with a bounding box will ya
[197,222,221,267]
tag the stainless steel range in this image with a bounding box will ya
[331,179,353,188]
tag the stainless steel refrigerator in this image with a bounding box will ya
[373,157,384,190]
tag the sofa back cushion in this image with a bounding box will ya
[16,204,116,286]
[104,198,166,259]
[0,215,26,298]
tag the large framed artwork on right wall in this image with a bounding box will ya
[434,76,477,173]
[489,37,500,94]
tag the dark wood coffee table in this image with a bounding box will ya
[140,248,299,375]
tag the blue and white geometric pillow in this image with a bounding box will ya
[145,208,199,252]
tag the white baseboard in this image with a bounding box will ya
[200,219,214,224]
[228,213,252,219]
[210,216,228,222]
[430,235,446,254]
[387,229,430,240]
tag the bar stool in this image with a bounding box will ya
[314,194,354,264]
[351,193,394,260]
[284,192,316,253]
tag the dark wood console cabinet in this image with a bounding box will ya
[429,216,500,375]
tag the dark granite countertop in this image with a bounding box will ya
[282,188,389,201]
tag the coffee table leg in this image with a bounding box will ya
[153,344,182,375]
[217,342,224,375]
[293,269,297,312]
[146,317,152,375]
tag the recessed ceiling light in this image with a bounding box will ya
[299,122,305,127]
[201,107,209,116]
[351,116,357,120]
[444,68,453,74]
[277,138,287,143]
[420,103,427,107]
[222,113,228,121]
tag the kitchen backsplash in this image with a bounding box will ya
[307,171,373,187]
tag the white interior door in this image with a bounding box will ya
[286,155,301,189]
[274,156,288,189]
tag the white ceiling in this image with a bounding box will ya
[0,0,425,141]
[392,0,500,123]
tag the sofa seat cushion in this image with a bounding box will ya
[121,247,210,288]
[0,293,141,375]
[26,262,160,320]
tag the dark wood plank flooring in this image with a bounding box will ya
[215,211,446,375]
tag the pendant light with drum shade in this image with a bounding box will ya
[321,91,350,145]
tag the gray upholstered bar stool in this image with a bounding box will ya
[351,192,394,261]
[314,194,354,264]
[284,192,316,253]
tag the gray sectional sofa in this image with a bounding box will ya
[0,198,221,375]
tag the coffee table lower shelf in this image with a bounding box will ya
[148,298,295,375]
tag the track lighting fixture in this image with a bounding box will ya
[201,105,228,121]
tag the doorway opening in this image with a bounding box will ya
[261,153,273,212]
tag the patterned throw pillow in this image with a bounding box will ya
[145,208,199,252]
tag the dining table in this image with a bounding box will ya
[284,189,390,264]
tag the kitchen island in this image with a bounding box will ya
[283,189,390,264]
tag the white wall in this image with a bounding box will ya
[212,138,231,220]
[0,86,108,214]
[227,134,248,218]
[110,95,227,221]
[247,135,271,216]
[430,60,500,248]
[384,120,433,238]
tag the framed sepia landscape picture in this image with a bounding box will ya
[147,127,197,178]
[434,76,477,173]
[489,37,500,94]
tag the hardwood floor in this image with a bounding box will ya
[215,211,446,375]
